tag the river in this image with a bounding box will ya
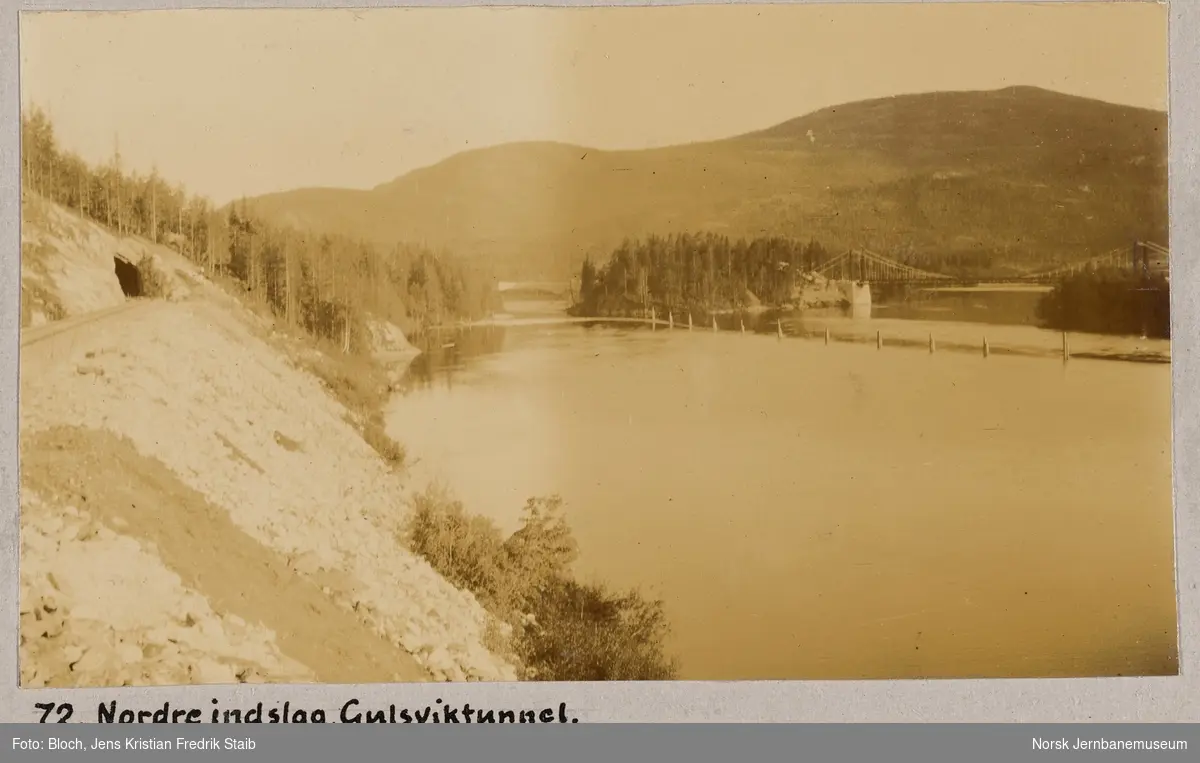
[385,295,1177,681]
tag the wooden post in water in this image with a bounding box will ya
[740,318,746,334]
[712,315,718,333]
[929,333,936,354]
[824,327,830,346]
[688,313,694,331]
[777,320,783,340]
[669,312,674,330]
[876,330,883,350]
[651,306,656,330]
[982,336,990,358]
[1062,332,1070,362]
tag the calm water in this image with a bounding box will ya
[872,285,1048,327]
[387,311,1176,680]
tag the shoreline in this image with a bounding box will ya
[432,309,1171,365]
[18,196,523,687]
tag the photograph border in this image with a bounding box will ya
[1,0,1195,723]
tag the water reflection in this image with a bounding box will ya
[387,320,1177,681]
[401,325,510,392]
[872,285,1048,327]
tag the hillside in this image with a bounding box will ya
[19,196,518,687]
[20,193,201,327]
[241,86,1168,279]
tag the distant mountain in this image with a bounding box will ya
[240,87,1168,280]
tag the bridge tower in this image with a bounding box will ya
[840,280,872,317]
[819,249,876,317]
[1131,240,1170,279]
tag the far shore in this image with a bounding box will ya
[424,301,1170,365]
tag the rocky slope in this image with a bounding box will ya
[20,193,200,326]
[19,197,518,687]
[20,194,130,325]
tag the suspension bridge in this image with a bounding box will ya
[812,241,1169,285]
[813,249,953,284]
[493,242,1170,314]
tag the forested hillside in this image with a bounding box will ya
[240,86,1168,281]
[20,108,500,348]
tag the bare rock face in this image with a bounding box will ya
[365,318,421,357]
[20,194,209,330]
[21,194,128,322]
[791,272,852,310]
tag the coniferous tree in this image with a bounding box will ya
[20,104,501,348]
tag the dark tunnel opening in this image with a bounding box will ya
[114,256,143,298]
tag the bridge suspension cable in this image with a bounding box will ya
[1023,246,1131,281]
[813,249,954,283]
[811,242,1167,285]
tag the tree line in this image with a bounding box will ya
[570,231,1067,319]
[1037,269,1170,339]
[573,233,837,317]
[21,105,500,350]
[576,231,1170,340]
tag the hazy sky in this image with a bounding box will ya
[21,3,1167,205]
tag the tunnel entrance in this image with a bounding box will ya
[114,256,143,298]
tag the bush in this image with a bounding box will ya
[404,487,678,681]
[362,418,406,470]
[521,577,678,682]
[501,496,579,607]
[407,486,513,608]
[136,255,171,299]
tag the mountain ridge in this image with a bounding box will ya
[238,86,1168,280]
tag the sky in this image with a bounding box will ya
[20,2,1168,206]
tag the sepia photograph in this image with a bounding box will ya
[17,1,1174,689]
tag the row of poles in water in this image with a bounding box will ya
[648,306,1073,361]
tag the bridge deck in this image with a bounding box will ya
[810,244,1167,285]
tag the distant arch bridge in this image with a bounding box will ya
[496,281,573,294]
